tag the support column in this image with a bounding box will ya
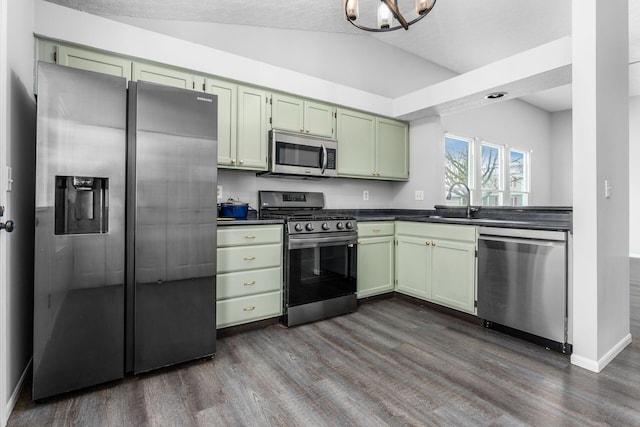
[571,0,631,371]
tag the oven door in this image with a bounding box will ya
[286,234,357,308]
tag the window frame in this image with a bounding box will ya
[506,146,531,206]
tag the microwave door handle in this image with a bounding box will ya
[321,144,327,174]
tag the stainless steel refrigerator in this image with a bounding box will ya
[34,63,218,400]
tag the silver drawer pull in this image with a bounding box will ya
[243,306,256,312]
[243,256,256,261]
[244,235,256,239]
[372,228,381,232]
[243,280,256,286]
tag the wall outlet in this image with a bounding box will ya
[217,185,223,201]
[415,190,424,201]
[363,190,369,201]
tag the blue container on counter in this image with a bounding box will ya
[219,200,249,219]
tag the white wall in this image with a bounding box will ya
[549,109,573,206]
[630,96,640,257]
[1,0,35,424]
[438,100,553,205]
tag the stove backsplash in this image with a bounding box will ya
[218,169,398,211]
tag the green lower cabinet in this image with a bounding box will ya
[395,222,477,315]
[357,222,395,298]
[395,236,430,299]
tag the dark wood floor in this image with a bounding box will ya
[9,279,640,426]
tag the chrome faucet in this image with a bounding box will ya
[446,182,476,218]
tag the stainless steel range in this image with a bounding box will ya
[259,191,357,327]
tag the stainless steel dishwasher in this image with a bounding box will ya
[477,226,571,354]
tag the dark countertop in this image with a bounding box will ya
[217,218,284,227]
[324,207,572,232]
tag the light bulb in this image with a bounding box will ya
[377,2,392,29]
[344,0,359,21]
[416,0,435,15]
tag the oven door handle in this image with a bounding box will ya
[289,235,357,250]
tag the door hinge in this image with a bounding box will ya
[394,239,398,246]
[0,206,4,216]
[53,51,57,62]
[474,300,478,308]
[475,250,478,258]
[202,83,206,91]
[269,117,272,124]
[192,81,195,90]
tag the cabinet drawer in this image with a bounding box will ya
[358,221,395,237]
[217,291,281,328]
[217,244,281,273]
[396,221,476,243]
[218,225,282,247]
[217,267,281,300]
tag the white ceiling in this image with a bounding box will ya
[44,0,640,112]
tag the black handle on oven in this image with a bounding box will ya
[288,235,357,250]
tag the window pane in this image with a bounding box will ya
[481,144,501,191]
[510,192,528,206]
[445,136,470,205]
[510,149,527,192]
[482,191,502,206]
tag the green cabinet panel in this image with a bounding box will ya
[271,93,305,133]
[216,291,282,329]
[430,239,476,313]
[207,79,238,167]
[395,235,430,299]
[337,108,409,181]
[357,222,395,299]
[56,45,132,82]
[237,85,269,170]
[336,108,376,178]
[132,61,194,89]
[395,221,476,314]
[376,117,409,180]
[217,244,282,274]
[271,93,335,138]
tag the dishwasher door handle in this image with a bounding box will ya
[479,235,566,248]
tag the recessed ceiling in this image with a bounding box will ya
[44,0,640,112]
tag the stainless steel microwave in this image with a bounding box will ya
[264,130,338,178]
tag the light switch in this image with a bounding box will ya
[415,190,424,201]
[363,190,369,201]
[604,180,611,198]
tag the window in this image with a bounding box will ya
[444,133,531,206]
[509,148,529,206]
[444,135,472,206]
[480,142,503,206]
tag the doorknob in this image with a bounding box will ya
[0,220,14,232]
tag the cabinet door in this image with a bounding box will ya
[237,86,269,170]
[305,101,336,138]
[337,108,376,178]
[430,240,476,314]
[56,45,132,82]
[132,62,194,90]
[395,236,430,299]
[207,79,237,167]
[357,236,395,299]
[376,117,409,180]
[271,93,304,133]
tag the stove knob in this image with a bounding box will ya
[322,222,330,231]
[345,221,354,230]
[305,223,314,231]
[294,223,303,232]
[336,222,344,230]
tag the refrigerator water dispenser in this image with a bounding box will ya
[55,175,109,235]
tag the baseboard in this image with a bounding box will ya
[571,333,632,373]
[2,358,31,427]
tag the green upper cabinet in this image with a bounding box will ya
[337,108,409,181]
[236,85,269,170]
[336,108,376,178]
[206,78,238,168]
[376,117,409,180]
[56,45,132,82]
[132,61,195,90]
[271,93,336,138]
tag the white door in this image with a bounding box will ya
[0,0,8,424]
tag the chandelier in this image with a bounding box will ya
[344,0,437,32]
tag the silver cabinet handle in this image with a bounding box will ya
[243,306,256,312]
[243,256,256,261]
[244,235,256,239]
[243,280,256,286]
